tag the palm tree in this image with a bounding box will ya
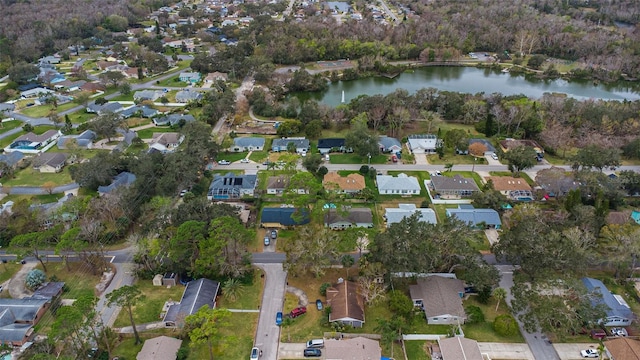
[340,254,355,277]
[444,163,453,172]
[222,278,245,302]
[493,287,507,311]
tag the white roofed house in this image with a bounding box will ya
[407,134,440,154]
[231,137,265,152]
[175,90,202,103]
[149,133,184,154]
[133,90,163,102]
[376,173,421,195]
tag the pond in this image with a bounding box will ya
[296,66,640,107]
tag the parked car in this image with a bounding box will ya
[276,312,283,326]
[263,160,271,165]
[316,299,323,311]
[250,347,260,359]
[610,327,628,336]
[270,230,277,239]
[303,348,322,357]
[218,160,230,165]
[264,236,270,246]
[306,339,324,348]
[179,189,189,197]
[290,306,307,318]
[580,349,599,358]
[491,153,499,160]
[590,329,606,340]
[240,158,250,163]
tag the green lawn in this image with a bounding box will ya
[187,312,257,360]
[330,153,388,165]
[0,120,23,134]
[20,102,77,118]
[216,270,264,310]
[157,76,189,87]
[461,296,525,343]
[217,151,250,163]
[0,131,23,148]
[444,171,484,189]
[404,340,430,360]
[135,126,177,139]
[1,193,64,205]
[249,150,269,162]
[66,111,96,124]
[3,167,73,187]
[0,263,22,284]
[113,280,185,328]
[427,153,489,165]
[32,125,58,135]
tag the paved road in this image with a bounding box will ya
[378,0,399,23]
[253,263,287,360]
[496,265,561,360]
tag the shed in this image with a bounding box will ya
[153,274,163,286]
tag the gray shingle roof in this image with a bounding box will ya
[208,173,257,197]
[0,151,24,167]
[409,276,465,319]
[431,175,480,192]
[163,279,219,323]
[272,138,309,150]
[378,136,402,151]
[376,174,421,192]
[98,172,136,194]
[446,208,501,227]
[582,277,634,320]
[120,105,158,118]
[153,114,195,126]
[233,137,265,148]
[175,90,202,102]
[385,204,437,227]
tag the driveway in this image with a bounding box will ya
[7,262,37,299]
[253,263,287,360]
[485,154,502,166]
[553,343,605,360]
[485,229,500,246]
[278,342,308,359]
[477,342,535,360]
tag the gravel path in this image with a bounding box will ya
[8,262,37,299]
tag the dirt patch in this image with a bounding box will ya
[8,262,37,299]
[286,285,309,307]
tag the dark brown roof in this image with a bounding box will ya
[326,281,365,323]
[325,208,373,225]
[605,337,640,360]
[266,175,290,190]
[486,176,532,191]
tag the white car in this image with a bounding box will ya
[250,347,260,359]
[218,160,231,165]
[491,153,499,160]
[240,159,250,163]
[580,349,598,358]
[610,327,628,336]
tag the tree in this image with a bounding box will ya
[42,181,56,195]
[468,142,488,157]
[169,221,207,276]
[282,226,340,277]
[276,120,302,137]
[106,285,145,344]
[493,314,519,336]
[25,269,46,290]
[345,113,379,157]
[493,287,507,311]
[465,305,485,324]
[22,123,34,133]
[185,307,233,360]
[340,254,355,277]
[304,119,323,139]
[99,71,126,87]
[11,231,55,272]
[89,112,125,142]
[526,54,546,70]
[198,216,252,278]
[302,153,323,175]
[73,91,92,108]
[388,290,413,320]
[572,145,621,171]
[8,63,39,84]
[221,278,244,302]
[502,146,537,176]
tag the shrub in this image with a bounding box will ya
[25,269,46,290]
[388,290,413,319]
[359,165,369,175]
[320,282,332,296]
[493,314,519,336]
[465,305,485,324]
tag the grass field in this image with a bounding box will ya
[186,312,258,360]
[0,263,22,285]
[216,270,264,310]
[461,296,525,343]
[0,120,23,134]
[3,167,73,187]
[330,153,388,164]
[427,153,488,165]
[136,126,176,139]
[1,193,63,205]
[157,76,189,87]
[404,340,431,360]
[113,280,185,328]
[21,102,77,118]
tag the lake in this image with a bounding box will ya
[297,67,640,107]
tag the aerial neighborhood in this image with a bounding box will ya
[1,0,640,359]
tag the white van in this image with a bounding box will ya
[306,339,324,348]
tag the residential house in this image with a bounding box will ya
[231,137,265,152]
[499,138,544,156]
[175,90,202,103]
[163,279,220,327]
[179,72,201,83]
[430,175,480,198]
[57,130,96,150]
[438,337,484,360]
[323,172,365,194]
[446,206,502,229]
[407,134,439,154]
[384,204,437,228]
[266,175,306,195]
[376,173,421,195]
[137,336,183,360]
[0,152,24,176]
[486,176,533,201]
[378,136,402,153]
[324,207,373,230]
[149,133,184,153]
[80,82,106,93]
[604,337,640,360]
[536,168,581,197]
[97,60,119,70]
[133,90,163,102]
[40,55,61,65]
[207,172,257,200]
[0,298,50,346]
[86,101,123,115]
[317,138,346,154]
[98,172,137,196]
[5,130,61,153]
[410,275,466,325]
[31,282,65,300]
[582,277,634,327]
[153,114,195,126]
[324,337,381,360]
[32,153,69,173]
[120,105,158,119]
[53,80,86,92]
[326,280,365,327]
[20,87,54,99]
[468,138,497,155]
[205,72,228,82]
[0,103,15,112]
[260,207,310,228]
[325,1,352,13]
[271,137,310,153]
